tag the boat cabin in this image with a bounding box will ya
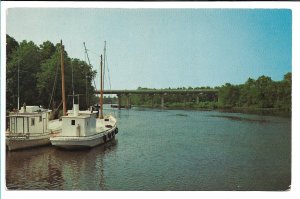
[61,104,97,137]
[7,106,51,135]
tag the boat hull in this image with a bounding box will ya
[50,126,117,149]
[6,134,51,151]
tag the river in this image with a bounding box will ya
[6,106,291,190]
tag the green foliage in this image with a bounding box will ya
[218,83,240,108]
[103,96,117,104]
[6,39,43,110]
[6,35,96,111]
[6,35,19,62]
[218,74,291,111]
[40,41,56,61]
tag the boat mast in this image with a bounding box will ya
[99,54,104,119]
[60,40,67,116]
[103,41,106,92]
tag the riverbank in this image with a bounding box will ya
[130,102,291,117]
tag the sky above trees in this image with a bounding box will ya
[6,8,292,90]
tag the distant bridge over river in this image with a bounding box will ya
[95,89,219,109]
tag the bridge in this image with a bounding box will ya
[95,89,219,109]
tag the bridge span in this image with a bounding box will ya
[94,89,219,109]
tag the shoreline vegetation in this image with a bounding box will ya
[7,35,291,118]
[123,104,291,117]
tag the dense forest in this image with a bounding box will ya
[6,35,292,115]
[6,35,97,113]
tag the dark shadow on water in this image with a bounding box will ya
[53,138,118,153]
[219,108,291,118]
[209,115,269,123]
[6,138,119,190]
[168,113,189,117]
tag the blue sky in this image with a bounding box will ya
[6,8,292,90]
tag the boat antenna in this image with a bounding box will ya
[85,70,88,109]
[17,58,20,112]
[71,60,75,108]
[60,40,67,116]
[99,54,104,119]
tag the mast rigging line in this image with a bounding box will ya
[84,42,97,91]
[48,56,60,110]
[48,47,73,114]
[104,49,112,92]
[86,48,112,93]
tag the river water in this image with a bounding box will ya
[6,106,291,190]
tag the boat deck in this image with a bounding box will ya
[48,119,62,132]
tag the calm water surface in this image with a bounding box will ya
[6,107,291,190]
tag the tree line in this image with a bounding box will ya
[128,73,291,112]
[218,73,291,111]
[6,34,97,112]
[126,73,291,112]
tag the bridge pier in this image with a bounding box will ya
[214,94,218,102]
[161,95,164,109]
[125,94,131,109]
[196,95,199,104]
[150,94,154,108]
[117,94,121,110]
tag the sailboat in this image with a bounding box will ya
[50,41,118,149]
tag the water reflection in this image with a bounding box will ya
[6,140,118,190]
[209,115,269,123]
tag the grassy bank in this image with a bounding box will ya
[132,102,291,117]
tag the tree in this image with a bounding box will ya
[255,75,275,108]
[274,72,291,110]
[36,46,61,109]
[238,78,259,107]
[6,40,42,110]
[40,41,56,61]
[6,34,19,62]
[218,83,240,107]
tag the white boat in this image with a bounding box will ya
[50,41,118,149]
[6,105,52,151]
[50,104,118,149]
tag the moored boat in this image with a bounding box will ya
[6,105,52,151]
[50,41,118,149]
[50,104,118,149]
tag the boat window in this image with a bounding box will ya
[39,116,42,122]
[71,120,75,125]
[31,118,35,126]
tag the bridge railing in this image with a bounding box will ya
[94,89,218,109]
[95,89,218,95]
